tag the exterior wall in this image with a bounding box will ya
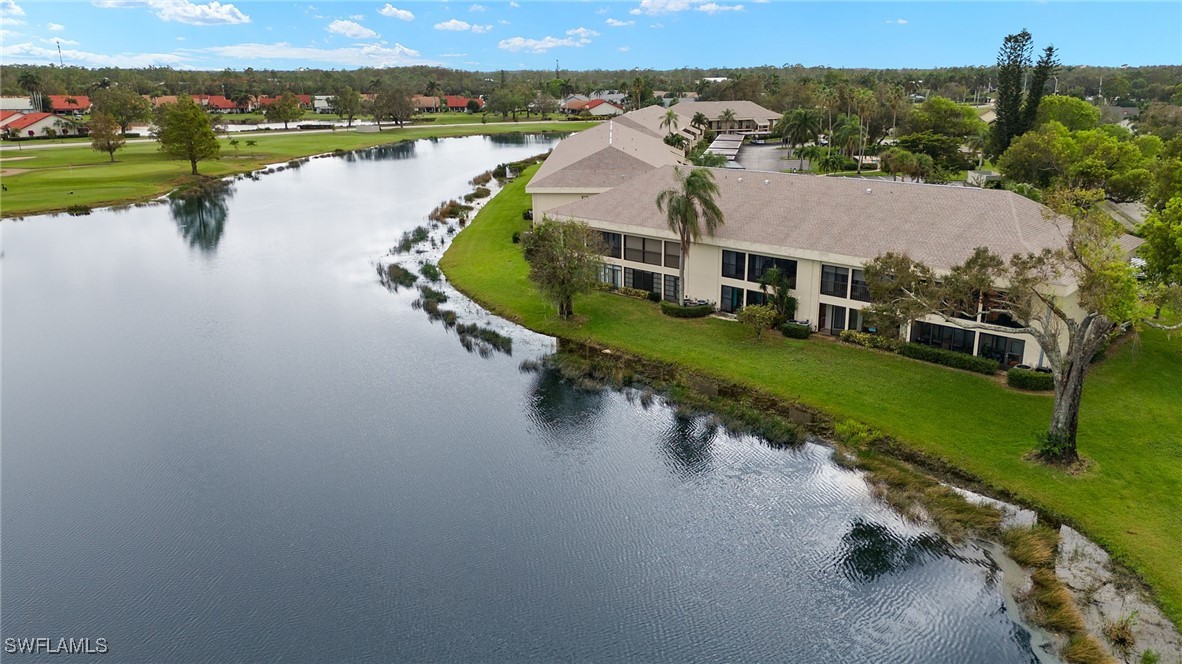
[530,190,610,221]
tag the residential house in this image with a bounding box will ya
[2,112,81,138]
[528,104,1142,369]
[444,95,481,112]
[584,100,625,117]
[47,95,91,115]
[413,95,441,112]
[144,95,179,108]
[313,95,334,113]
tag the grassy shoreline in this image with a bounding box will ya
[441,163,1182,629]
[0,121,595,218]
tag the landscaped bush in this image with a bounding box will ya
[660,301,713,318]
[646,292,662,303]
[780,322,812,339]
[839,329,903,352]
[1007,367,1055,391]
[616,287,651,299]
[899,342,999,375]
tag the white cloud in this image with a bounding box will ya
[434,18,491,32]
[206,41,428,67]
[649,22,663,28]
[42,37,80,45]
[697,2,743,14]
[377,4,413,21]
[349,14,362,20]
[176,35,185,40]
[498,19,509,24]
[885,18,907,24]
[327,19,378,39]
[440,52,467,57]
[47,22,64,31]
[618,46,630,52]
[3,17,22,25]
[0,0,25,17]
[566,26,597,43]
[497,35,580,53]
[595,6,608,13]
[468,3,486,11]
[605,18,634,26]
[508,1,519,6]
[92,0,251,26]
[629,0,742,15]
[2,41,184,67]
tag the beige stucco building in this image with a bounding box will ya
[528,105,1140,370]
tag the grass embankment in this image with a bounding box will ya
[0,122,596,218]
[442,163,1182,628]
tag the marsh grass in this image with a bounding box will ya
[1001,525,1060,569]
[379,263,418,290]
[1061,634,1115,664]
[455,323,513,357]
[419,262,442,282]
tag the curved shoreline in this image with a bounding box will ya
[439,162,1182,653]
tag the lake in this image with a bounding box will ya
[2,134,1044,662]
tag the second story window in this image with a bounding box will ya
[850,269,871,302]
[722,250,746,279]
[821,265,850,298]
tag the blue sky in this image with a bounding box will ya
[2,1,1179,72]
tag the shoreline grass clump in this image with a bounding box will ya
[455,323,513,357]
[379,262,418,291]
[417,285,448,304]
[419,261,442,282]
[428,199,473,223]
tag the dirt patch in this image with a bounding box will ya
[0,168,31,176]
[0,156,35,162]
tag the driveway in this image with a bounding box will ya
[735,143,810,173]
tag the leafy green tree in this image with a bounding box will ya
[333,86,362,127]
[1136,102,1182,142]
[862,189,1174,465]
[1034,95,1100,132]
[737,304,777,340]
[155,96,220,175]
[486,88,520,120]
[1147,158,1182,211]
[1139,197,1182,317]
[245,139,258,157]
[520,218,604,319]
[370,89,414,128]
[656,167,724,303]
[264,92,303,129]
[92,88,152,134]
[996,121,1077,187]
[897,131,968,172]
[89,112,125,162]
[902,96,986,139]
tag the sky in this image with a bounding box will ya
[1,1,1179,72]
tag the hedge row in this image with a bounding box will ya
[899,342,1000,375]
[1007,367,1055,391]
[780,322,812,339]
[660,301,714,318]
[838,329,903,352]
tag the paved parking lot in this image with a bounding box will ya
[734,143,810,173]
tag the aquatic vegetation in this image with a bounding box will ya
[379,262,418,291]
[455,323,513,357]
[419,261,442,282]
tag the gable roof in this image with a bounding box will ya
[586,99,621,110]
[548,165,1109,271]
[48,95,91,112]
[527,120,685,190]
[7,112,59,130]
[0,110,23,125]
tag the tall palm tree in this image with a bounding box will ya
[719,107,737,134]
[425,80,441,97]
[656,167,724,304]
[966,127,989,170]
[852,88,877,173]
[832,115,864,160]
[818,86,838,147]
[558,78,575,98]
[690,111,710,134]
[18,71,43,113]
[775,108,821,158]
[884,83,907,135]
[660,108,679,136]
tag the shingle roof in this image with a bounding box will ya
[6,112,57,130]
[47,95,90,112]
[527,120,685,190]
[548,166,1126,270]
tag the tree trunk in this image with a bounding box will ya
[1046,356,1087,464]
[559,295,573,319]
[190,158,198,175]
[679,250,687,305]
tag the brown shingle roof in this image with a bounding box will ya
[527,120,685,190]
[549,166,1105,270]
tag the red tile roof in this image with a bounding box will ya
[203,95,239,110]
[0,110,22,122]
[7,112,56,130]
[563,99,590,111]
[47,95,91,112]
[444,95,481,109]
[585,99,620,110]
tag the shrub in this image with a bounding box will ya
[419,261,442,282]
[738,304,777,340]
[899,342,999,375]
[617,287,650,299]
[780,322,812,339]
[511,231,520,244]
[838,329,902,352]
[470,171,493,186]
[380,263,418,290]
[418,285,448,304]
[646,292,662,303]
[471,186,491,199]
[833,420,883,447]
[66,204,92,216]
[1008,367,1055,391]
[660,301,713,318]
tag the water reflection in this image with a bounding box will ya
[835,519,957,582]
[353,142,417,162]
[658,413,717,480]
[169,184,234,254]
[524,363,606,440]
[485,132,568,147]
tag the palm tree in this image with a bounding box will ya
[18,71,43,113]
[832,115,864,160]
[775,108,821,161]
[660,108,679,136]
[558,78,575,98]
[966,128,988,170]
[719,107,737,134]
[656,167,724,304]
[852,88,877,173]
[818,86,839,147]
[690,111,710,134]
[884,83,907,135]
[425,80,441,97]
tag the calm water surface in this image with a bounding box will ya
[3,135,1040,662]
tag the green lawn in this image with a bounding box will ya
[0,122,595,217]
[442,164,1182,629]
